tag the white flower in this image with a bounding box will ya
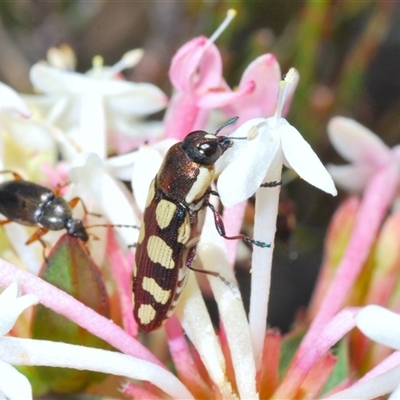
[25,50,167,159]
[329,305,400,399]
[217,68,337,207]
[0,282,39,400]
[215,68,336,369]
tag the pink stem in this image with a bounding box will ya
[299,163,399,356]
[0,258,163,367]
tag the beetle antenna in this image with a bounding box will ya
[85,224,139,230]
[215,116,239,135]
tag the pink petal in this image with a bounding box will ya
[225,53,281,119]
[169,36,222,93]
[0,259,162,365]
[106,229,137,337]
[165,316,211,398]
[274,307,358,399]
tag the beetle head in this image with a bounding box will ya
[66,219,89,242]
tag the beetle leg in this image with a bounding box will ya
[0,219,12,226]
[0,170,23,180]
[260,180,282,188]
[68,197,102,218]
[186,247,239,295]
[25,227,49,247]
[206,201,271,248]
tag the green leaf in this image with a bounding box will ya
[31,234,111,394]
[321,337,350,396]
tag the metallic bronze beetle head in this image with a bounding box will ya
[181,131,233,166]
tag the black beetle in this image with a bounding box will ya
[0,171,90,247]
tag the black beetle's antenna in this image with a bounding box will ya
[215,116,239,135]
[85,224,139,230]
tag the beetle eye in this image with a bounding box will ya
[199,142,218,157]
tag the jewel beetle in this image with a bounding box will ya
[133,118,270,332]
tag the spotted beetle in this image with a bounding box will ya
[133,118,270,332]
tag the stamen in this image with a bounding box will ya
[107,49,144,78]
[208,9,237,44]
[247,125,259,140]
[274,67,299,121]
[92,55,104,70]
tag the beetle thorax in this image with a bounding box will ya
[156,143,215,205]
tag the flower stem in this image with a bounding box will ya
[299,162,399,357]
[249,149,282,369]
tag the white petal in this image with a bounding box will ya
[131,145,163,213]
[326,163,373,193]
[178,275,235,398]
[281,121,337,195]
[198,212,257,399]
[0,283,38,336]
[215,118,265,173]
[389,383,400,400]
[78,95,106,158]
[0,337,193,399]
[2,113,55,153]
[30,64,96,94]
[106,151,138,181]
[107,83,167,116]
[0,360,32,400]
[0,83,30,117]
[355,306,400,350]
[328,116,390,165]
[69,152,139,247]
[328,365,400,399]
[217,120,279,207]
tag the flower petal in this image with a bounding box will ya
[0,359,32,400]
[217,119,279,206]
[0,83,30,117]
[78,94,106,158]
[0,282,38,336]
[107,82,167,116]
[281,120,337,195]
[69,152,139,247]
[198,212,258,399]
[0,337,193,399]
[328,365,400,399]
[328,117,390,166]
[355,306,400,350]
[131,145,164,213]
[224,53,281,119]
[169,37,222,93]
[178,275,235,398]
[326,163,373,193]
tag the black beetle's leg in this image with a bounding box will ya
[25,227,49,246]
[260,180,282,188]
[0,219,12,226]
[206,201,271,248]
[0,170,23,181]
[69,197,102,218]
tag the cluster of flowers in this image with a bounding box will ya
[1,9,400,400]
